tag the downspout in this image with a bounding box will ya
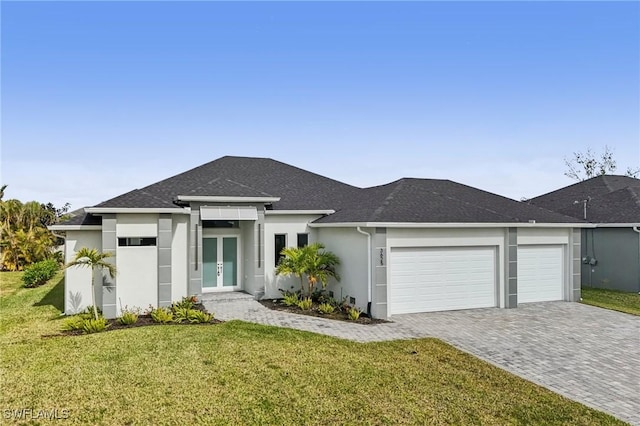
[633,226,640,294]
[51,231,67,316]
[356,227,372,317]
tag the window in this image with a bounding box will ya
[274,234,286,267]
[297,233,309,247]
[118,237,157,247]
[202,220,239,228]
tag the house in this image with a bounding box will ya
[50,156,586,319]
[529,175,640,293]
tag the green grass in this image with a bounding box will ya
[0,272,626,425]
[581,287,640,316]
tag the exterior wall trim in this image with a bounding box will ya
[49,225,102,231]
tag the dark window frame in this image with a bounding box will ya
[118,237,157,247]
[274,234,287,267]
[297,233,309,248]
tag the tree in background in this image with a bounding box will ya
[0,186,70,271]
[564,146,639,181]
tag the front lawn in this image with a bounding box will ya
[0,272,626,425]
[581,287,640,316]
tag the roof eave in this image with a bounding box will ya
[176,195,281,203]
[265,210,335,216]
[85,207,190,214]
[309,222,593,228]
[48,225,103,231]
[594,223,640,228]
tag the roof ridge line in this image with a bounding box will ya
[224,178,275,197]
[370,180,406,222]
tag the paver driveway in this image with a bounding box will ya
[203,294,639,425]
[393,302,640,426]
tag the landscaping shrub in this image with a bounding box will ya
[318,302,335,314]
[149,306,174,324]
[297,297,313,311]
[81,317,110,334]
[347,307,361,321]
[172,295,197,310]
[118,307,140,325]
[22,259,59,288]
[282,292,300,307]
[61,316,84,331]
[187,310,212,324]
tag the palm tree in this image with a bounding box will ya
[65,248,117,320]
[276,243,340,297]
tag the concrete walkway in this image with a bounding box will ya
[201,294,640,425]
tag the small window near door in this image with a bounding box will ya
[118,237,157,247]
[275,234,286,266]
[297,233,309,248]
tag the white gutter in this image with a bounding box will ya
[356,226,372,317]
[48,225,103,231]
[593,223,640,228]
[85,207,189,214]
[176,195,280,203]
[310,222,594,229]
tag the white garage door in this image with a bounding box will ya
[390,247,496,315]
[517,245,564,303]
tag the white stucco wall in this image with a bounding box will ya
[116,214,159,237]
[263,214,322,298]
[171,215,189,301]
[116,247,158,314]
[64,230,102,315]
[116,215,158,314]
[517,227,570,245]
[316,227,370,312]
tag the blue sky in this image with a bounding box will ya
[2,1,638,210]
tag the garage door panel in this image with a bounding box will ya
[518,245,563,303]
[390,247,496,314]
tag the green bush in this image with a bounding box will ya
[118,308,139,325]
[282,292,300,307]
[149,307,174,324]
[318,303,335,314]
[347,307,361,321]
[81,317,110,334]
[187,310,212,324]
[297,297,313,311]
[22,259,59,288]
[172,296,197,310]
[61,316,84,331]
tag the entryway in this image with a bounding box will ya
[202,236,240,291]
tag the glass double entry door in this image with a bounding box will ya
[202,236,239,290]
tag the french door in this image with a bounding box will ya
[202,236,239,291]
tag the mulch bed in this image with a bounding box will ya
[50,303,223,337]
[259,299,389,325]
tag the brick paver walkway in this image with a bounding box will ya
[201,293,640,425]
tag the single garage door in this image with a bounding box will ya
[517,245,564,303]
[389,247,496,315]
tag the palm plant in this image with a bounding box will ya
[276,243,340,297]
[65,248,117,320]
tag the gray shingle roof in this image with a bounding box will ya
[314,178,580,224]
[529,175,640,223]
[94,156,361,210]
[58,156,584,226]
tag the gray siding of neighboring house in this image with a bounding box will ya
[581,227,640,293]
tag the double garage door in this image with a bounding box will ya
[389,245,564,315]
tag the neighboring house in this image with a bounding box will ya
[50,156,585,319]
[529,175,640,293]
